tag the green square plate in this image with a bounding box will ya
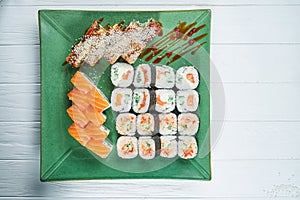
[39,9,211,181]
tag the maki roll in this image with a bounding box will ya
[111,62,134,87]
[116,113,136,136]
[138,137,156,159]
[133,64,151,88]
[178,136,198,159]
[111,88,132,112]
[160,136,177,158]
[132,89,150,113]
[117,136,138,159]
[155,89,175,113]
[137,113,155,136]
[159,113,177,135]
[178,113,199,135]
[176,66,199,90]
[176,90,199,112]
[155,65,175,88]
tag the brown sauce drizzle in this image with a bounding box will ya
[140,21,207,65]
[167,41,207,64]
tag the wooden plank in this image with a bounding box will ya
[1,121,299,160]
[0,160,299,198]
[0,123,40,160]
[1,44,300,84]
[1,83,300,122]
[0,45,40,84]
[0,6,300,45]
[211,44,300,83]
[0,84,40,122]
[0,198,296,200]
[211,121,300,160]
[2,0,300,6]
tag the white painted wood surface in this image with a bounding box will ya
[0,0,299,199]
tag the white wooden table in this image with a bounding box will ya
[0,0,299,199]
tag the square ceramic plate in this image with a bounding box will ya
[39,9,211,181]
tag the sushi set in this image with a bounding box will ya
[110,63,200,159]
[40,10,211,180]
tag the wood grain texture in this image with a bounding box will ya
[2,83,299,122]
[1,121,299,161]
[0,6,300,45]
[2,0,300,6]
[0,0,299,199]
[1,44,300,84]
[0,160,299,198]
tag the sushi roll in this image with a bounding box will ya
[133,64,151,88]
[178,136,198,159]
[155,65,175,88]
[160,136,177,158]
[137,113,155,136]
[138,137,156,159]
[155,89,175,113]
[111,62,134,87]
[176,90,199,112]
[117,136,138,159]
[159,113,177,135]
[116,113,136,136]
[132,89,150,113]
[176,66,199,90]
[111,88,132,112]
[178,113,199,135]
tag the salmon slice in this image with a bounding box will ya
[141,66,149,84]
[85,138,113,158]
[67,105,89,128]
[68,122,109,145]
[84,123,110,140]
[87,87,110,112]
[84,105,106,126]
[156,94,167,106]
[67,88,90,111]
[68,123,90,146]
[187,94,194,107]
[71,71,94,93]
[186,73,195,83]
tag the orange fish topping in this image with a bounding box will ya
[156,94,167,106]
[186,73,195,83]
[187,95,194,107]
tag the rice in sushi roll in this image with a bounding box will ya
[133,64,151,88]
[132,89,150,113]
[160,136,177,158]
[111,62,134,87]
[116,113,136,136]
[176,90,199,112]
[155,65,175,88]
[111,88,132,112]
[155,89,175,113]
[138,137,156,159]
[159,113,177,135]
[178,136,198,159]
[117,136,138,159]
[178,113,199,135]
[176,66,199,90]
[137,113,155,136]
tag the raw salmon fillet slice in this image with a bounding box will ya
[84,123,110,139]
[84,105,106,126]
[87,87,110,112]
[68,123,90,146]
[68,123,109,143]
[67,105,89,128]
[85,138,113,159]
[67,88,90,111]
[71,71,94,93]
